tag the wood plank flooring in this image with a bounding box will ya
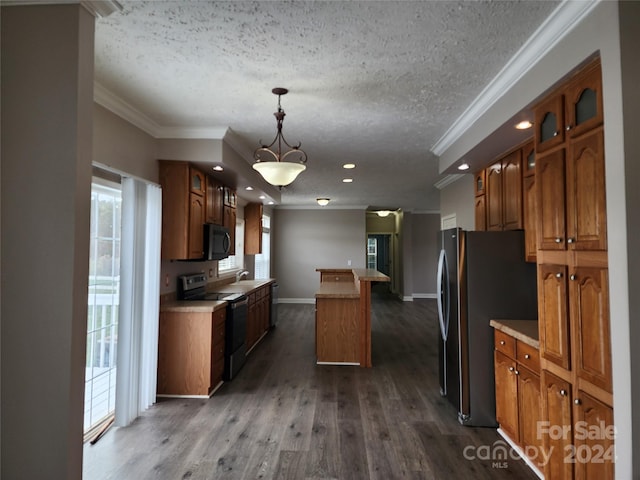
[83,291,538,479]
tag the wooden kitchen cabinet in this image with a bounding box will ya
[205,175,224,225]
[244,202,263,255]
[157,307,226,396]
[474,194,486,231]
[494,349,519,442]
[223,204,236,256]
[246,285,271,352]
[541,370,614,480]
[522,142,537,262]
[486,149,523,231]
[493,328,543,468]
[159,160,206,260]
[474,170,486,196]
[571,266,612,392]
[538,263,571,370]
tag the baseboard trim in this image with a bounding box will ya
[279,298,316,304]
[413,293,437,299]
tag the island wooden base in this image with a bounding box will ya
[315,268,389,367]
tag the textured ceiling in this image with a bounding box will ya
[94,0,559,211]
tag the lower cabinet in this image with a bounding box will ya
[157,307,226,396]
[246,285,271,352]
[493,329,543,470]
[540,370,615,480]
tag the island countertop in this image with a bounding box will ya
[315,282,360,299]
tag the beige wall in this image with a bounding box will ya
[439,175,474,230]
[1,5,94,479]
[411,213,440,297]
[273,209,366,300]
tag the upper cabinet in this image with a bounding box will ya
[244,202,263,255]
[535,65,607,252]
[535,59,604,154]
[486,148,523,231]
[205,175,224,225]
[159,160,238,260]
[159,160,205,260]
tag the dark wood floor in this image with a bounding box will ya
[83,290,537,479]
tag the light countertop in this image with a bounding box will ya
[489,319,539,348]
[160,300,227,313]
[211,278,276,294]
[316,282,360,299]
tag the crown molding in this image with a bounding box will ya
[431,0,600,156]
[433,174,464,190]
[156,126,228,139]
[1,0,123,17]
[94,82,161,137]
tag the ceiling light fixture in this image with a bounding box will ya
[253,88,307,187]
[343,178,353,183]
[515,120,533,130]
[245,186,254,191]
[317,198,330,206]
[213,165,224,171]
[458,163,470,171]
[343,163,356,169]
[377,210,391,217]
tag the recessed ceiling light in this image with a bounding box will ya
[515,120,533,130]
[245,186,254,191]
[268,201,274,205]
[212,165,223,171]
[343,178,353,183]
[259,195,266,200]
[377,210,391,217]
[343,163,356,169]
[458,163,470,171]
[317,198,330,206]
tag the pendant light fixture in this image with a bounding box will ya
[253,88,307,187]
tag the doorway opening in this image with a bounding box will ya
[367,234,392,294]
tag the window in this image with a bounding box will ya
[85,180,121,434]
[219,219,244,272]
[255,214,270,279]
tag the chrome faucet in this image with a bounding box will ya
[236,270,250,282]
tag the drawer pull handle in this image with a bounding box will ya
[570,274,577,281]
[514,370,520,375]
[555,237,563,243]
[500,340,506,345]
[508,367,514,372]
[567,237,575,244]
[574,398,582,406]
[524,354,530,359]
[560,389,567,397]
[556,272,563,278]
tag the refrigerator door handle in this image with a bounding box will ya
[437,248,450,341]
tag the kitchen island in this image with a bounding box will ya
[315,268,390,367]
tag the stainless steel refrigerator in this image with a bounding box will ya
[437,228,537,427]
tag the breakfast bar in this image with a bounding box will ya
[315,268,390,367]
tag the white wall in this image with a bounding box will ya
[1,5,94,479]
[273,209,366,300]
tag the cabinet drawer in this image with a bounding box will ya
[494,330,516,358]
[516,341,540,372]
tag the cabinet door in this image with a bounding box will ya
[565,61,603,139]
[188,192,205,259]
[474,195,486,231]
[244,202,263,255]
[485,161,503,231]
[538,264,570,370]
[159,160,189,260]
[523,142,536,177]
[223,206,236,255]
[190,168,205,196]
[571,267,612,392]
[541,371,574,480]
[517,366,542,465]
[494,351,519,443]
[573,391,614,480]
[535,93,565,152]
[566,127,607,251]
[523,175,537,262]
[474,170,486,196]
[536,149,566,250]
[502,150,523,230]
[206,176,224,225]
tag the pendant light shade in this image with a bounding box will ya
[253,87,307,187]
[252,161,306,187]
